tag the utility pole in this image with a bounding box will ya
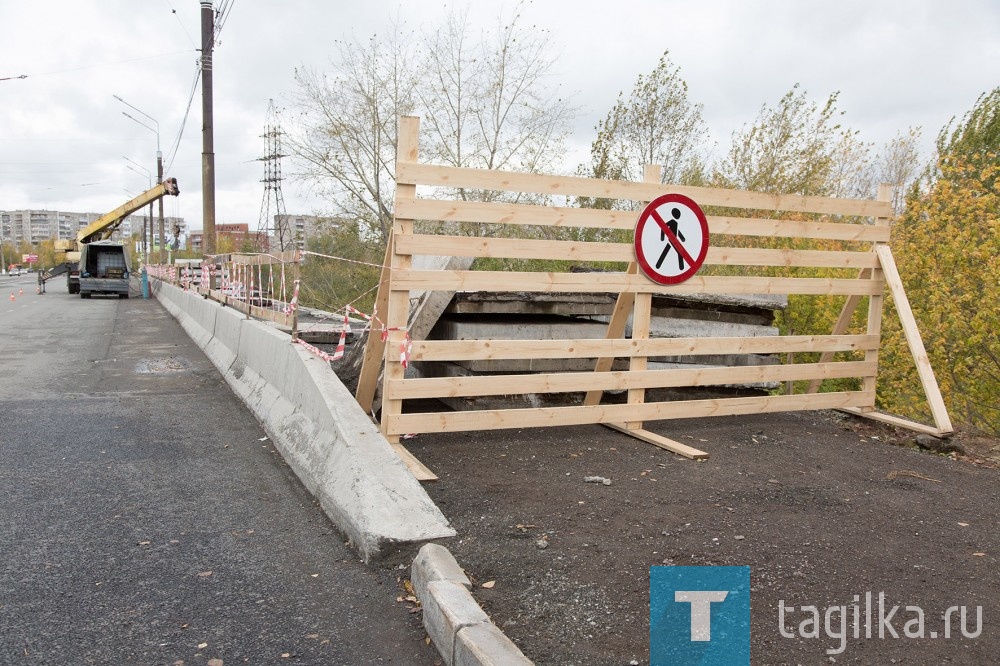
[201,0,216,256]
[157,152,164,263]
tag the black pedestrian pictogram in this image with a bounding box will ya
[655,207,686,270]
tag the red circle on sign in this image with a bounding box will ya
[633,193,709,285]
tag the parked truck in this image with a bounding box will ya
[78,240,132,298]
[38,178,179,295]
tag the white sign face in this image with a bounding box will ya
[633,194,709,285]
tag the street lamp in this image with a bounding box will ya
[115,95,164,263]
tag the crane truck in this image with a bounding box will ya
[38,178,179,297]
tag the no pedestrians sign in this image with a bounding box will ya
[633,193,709,285]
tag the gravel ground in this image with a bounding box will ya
[373,407,999,665]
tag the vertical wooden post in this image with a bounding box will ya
[625,293,652,429]
[623,164,662,429]
[584,164,662,409]
[859,184,892,408]
[380,116,420,442]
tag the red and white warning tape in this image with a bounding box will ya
[293,297,411,367]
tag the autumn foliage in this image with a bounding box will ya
[880,157,1000,432]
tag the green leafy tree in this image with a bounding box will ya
[299,222,383,314]
[713,84,848,196]
[579,51,707,209]
[877,90,1000,433]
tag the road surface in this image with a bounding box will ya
[0,273,436,664]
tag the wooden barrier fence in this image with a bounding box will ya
[357,116,952,477]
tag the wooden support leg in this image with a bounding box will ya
[355,232,394,414]
[874,245,953,434]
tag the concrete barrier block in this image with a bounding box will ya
[237,321,298,398]
[292,345,456,553]
[208,304,244,371]
[155,283,455,562]
[422,580,490,665]
[454,623,533,666]
[176,291,216,348]
[412,543,472,600]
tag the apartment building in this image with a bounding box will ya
[273,214,341,250]
[0,209,187,247]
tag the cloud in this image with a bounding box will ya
[2,0,998,231]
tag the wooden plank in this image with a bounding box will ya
[390,441,438,482]
[711,216,887,242]
[396,198,891,242]
[395,234,880,268]
[385,361,877,399]
[875,245,953,434]
[396,163,892,218]
[392,270,885,296]
[837,407,948,438]
[388,390,875,435]
[412,334,880,361]
[230,250,298,265]
[355,232,394,413]
[604,424,710,460]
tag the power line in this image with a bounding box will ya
[1,50,195,81]
[164,65,202,173]
[161,0,199,49]
[214,0,235,46]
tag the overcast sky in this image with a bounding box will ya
[2,0,998,232]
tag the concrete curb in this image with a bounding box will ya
[153,282,455,561]
[412,543,533,665]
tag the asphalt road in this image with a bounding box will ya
[0,273,436,665]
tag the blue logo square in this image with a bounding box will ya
[650,566,750,666]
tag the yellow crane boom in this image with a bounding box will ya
[77,177,180,244]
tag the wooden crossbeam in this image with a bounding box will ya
[387,391,874,436]
[411,334,880,362]
[395,234,883,267]
[395,199,891,240]
[385,361,877,400]
[391,270,885,296]
[396,163,892,218]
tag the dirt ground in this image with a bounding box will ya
[372,405,1000,665]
